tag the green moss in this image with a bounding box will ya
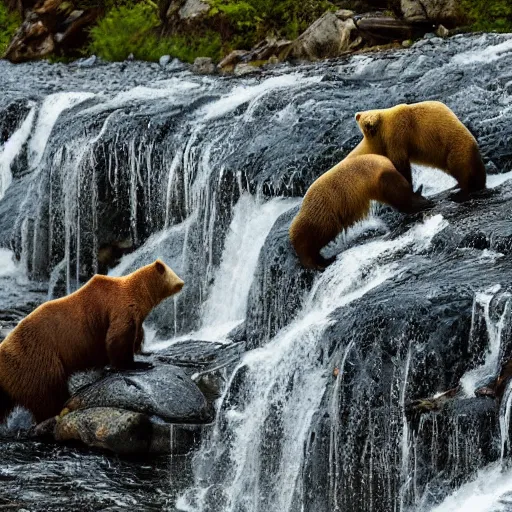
[208,0,335,50]
[88,1,221,62]
[460,0,512,32]
[0,2,21,56]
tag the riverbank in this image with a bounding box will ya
[1,0,511,71]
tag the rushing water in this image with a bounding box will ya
[1,32,512,511]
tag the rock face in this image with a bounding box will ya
[288,10,362,61]
[401,0,464,27]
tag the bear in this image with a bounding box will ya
[347,101,486,195]
[0,259,184,424]
[289,154,433,270]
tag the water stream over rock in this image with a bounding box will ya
[1,32,512,511]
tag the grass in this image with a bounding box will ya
[460,0,512,32]
[0,2,21,56]
[88,1,221,62]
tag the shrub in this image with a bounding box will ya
[0,2,21,55]
[209,0,335,50]
[460,0,512,32]
[88,1,222,62]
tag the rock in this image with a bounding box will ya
[218,49,250,71]
[54,407,203,454]
[153,339,245,378]
[335,9,355,21]
[400,0,464,27]
[64,365,212,423]
[402,39,413,47]
[178,0,209,19]
[193,56,215,75]
[288,11,362,61]
[159,54,171,67]
[3,1,101,63]
[71,54,97,68]
[234,63,259,76]
[354,13,434,43]
[245,206,315,349]
[436,24,450,38]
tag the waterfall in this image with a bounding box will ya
[177,215,447,512]
[1,31,512,512]
[460,288,512,396]
[200,194,298,336]
[0,103,36,200]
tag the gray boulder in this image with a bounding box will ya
[64,365,212,423]
[288,10,362,61]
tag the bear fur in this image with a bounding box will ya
[289,154,432,270]
[0,260,184,423]
[348,101,486,194]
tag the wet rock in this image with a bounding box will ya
[193,57,215,75]
[288,10,362,61]
[153,340,245,377]
[54,407,203,454]
[64,365,212,423]
[246,206,315,349]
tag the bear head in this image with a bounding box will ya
[355,111,381,138]
[153,259,184,298]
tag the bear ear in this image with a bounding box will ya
[155,260,166,274]
[355,112,361,122]
[363,113,380,137]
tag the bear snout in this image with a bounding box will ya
[174,280,185,293]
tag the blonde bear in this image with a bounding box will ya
[289,154,432,270]
[348,101,486,194]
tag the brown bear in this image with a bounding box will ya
[0,259,184,423]
[348,101,486,194]
[289,154,432,270]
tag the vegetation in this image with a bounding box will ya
[88,1,221,62]
[208,0,335,50]
[0,1,20,55]
[460,0,512,32]
[3,0,512,64]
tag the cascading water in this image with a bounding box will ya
[177,215,448,512]
[1,31,512,512]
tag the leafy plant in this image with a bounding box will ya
[0,2,21,55]
[88,1,221,62]
[460,0,512,32]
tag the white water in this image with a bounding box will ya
[0,104,36,200]
[201,195,298,333]
[432,462,512,512]
[177,215,447,512]
[28,92,95,170]
[460,287,512,396]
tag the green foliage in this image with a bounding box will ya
[0,2,21,55]
[88,1,221,62]
[208,0,335,49]
[461,0,512,32]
